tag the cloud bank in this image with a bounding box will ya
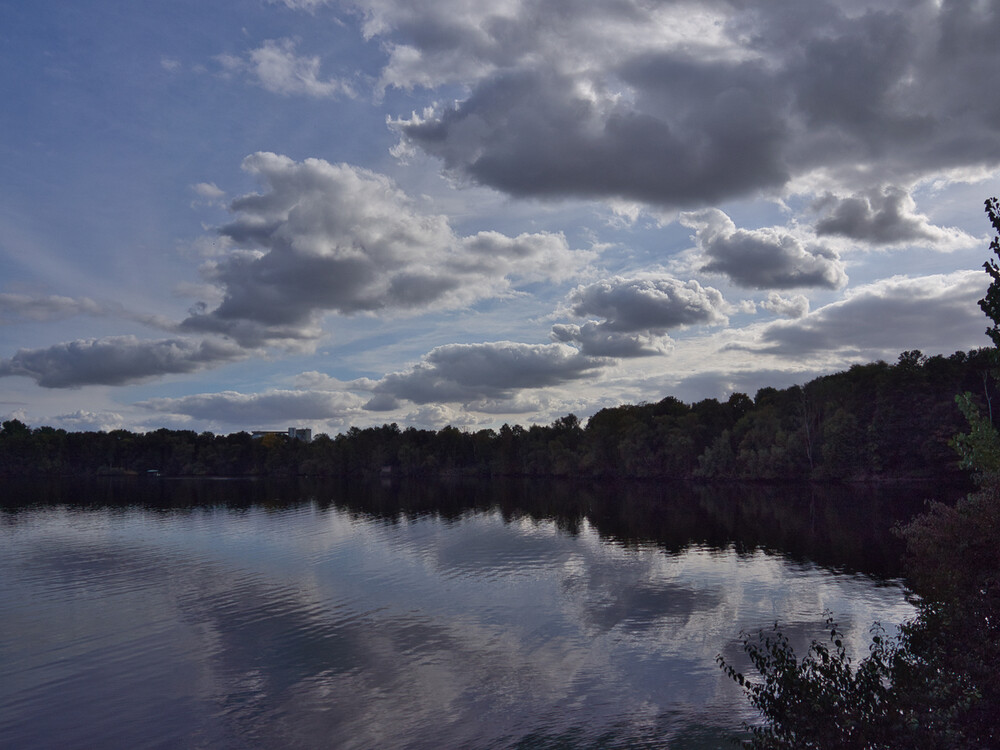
[182,152,587,347]
[0,337,247,389]
[366,341,606,411]
[0,293,107,322]
[753,271,987,357]
[140,388,363,424]
[382,0,1000,206]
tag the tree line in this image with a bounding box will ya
[0,346,995,480]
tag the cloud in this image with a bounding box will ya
[272,0,332,9]
[192,182,226,200]
[565,276,730,330]
[182,152,589,346]
[0,336,247,388]
[813,186,978,247]
[750,271,987,357]
[0,293,107,322]
[363,1,745,91]
[379,0,1000,207]
[391,66,788,207]
[551,276,729,357]
[139,388,363,425]
[291,370,359,392]
[48,410,127,432]
[760,292,810,319]
[681,209,847,290]
[400,403,487,429]
[551,323,673,359]
[456,230,588,283]
[662,368,833,405]
[366,341,606,410]
[217,38,353,98]
[0,293,180,332]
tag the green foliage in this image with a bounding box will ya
[820,408,863,477]
[2,418,31,437]
[950,391,1000,474]
[721,492,1000,748]
[694,430,737,478]
[719,619,900,749]
[979,197,1000,347]
[895,481,1000,748]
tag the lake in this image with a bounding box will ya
[0,478,953,749]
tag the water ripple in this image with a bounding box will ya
[1,489,915,749]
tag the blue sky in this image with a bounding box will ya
[1,0,998,434]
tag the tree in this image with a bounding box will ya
[979,197,1000,347]
[1,418,31,438]
[718,619,901,749]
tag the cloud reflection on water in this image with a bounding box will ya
[0,482,922,748]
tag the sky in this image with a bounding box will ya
[1,0,999,435]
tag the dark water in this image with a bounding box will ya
[0,478,955,749]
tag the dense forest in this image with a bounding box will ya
[1,346,995,480]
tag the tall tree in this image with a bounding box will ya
[979,197,1000,346]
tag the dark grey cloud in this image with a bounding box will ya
[393,66,788,206]
[182,152,583,347]
[366,341,606,410]
[383,0,1000,207]
[139,389,362,425]
[551,276,729,357]
[682,209,846,290]
[813,187,974,246]
[770,0,1000,181]
[566,276,730,330]
[750,271,986,357]
[0,336,247,388]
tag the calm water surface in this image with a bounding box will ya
[0,479,947,749]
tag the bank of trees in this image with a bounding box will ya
[0,346,995,480]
